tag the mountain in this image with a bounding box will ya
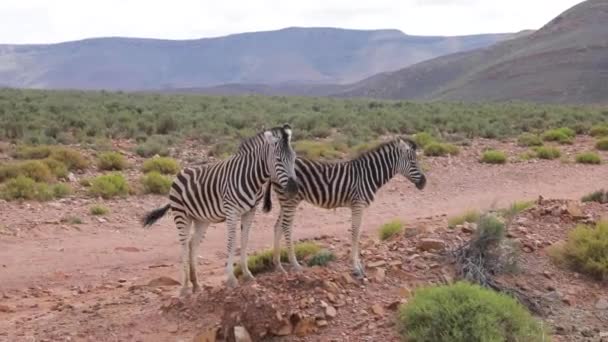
[338,0,608,104]
[0,27,513,90]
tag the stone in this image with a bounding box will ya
[67,172,77,182]
[374,268,386,283]
[293,317,316,337]
[234,326,253,342]
[272,321,292,336]
[581,328,595,338]
[596,298,608,310]
[371,304,385,316]
[399,287,412,298]
[316,320,328,327]
[325,305,337,319]
[193,327,218,342]
[562,295,575,306]
[368,260,386,268]
[387,301,402,311]
[167,323,179,333]
[340,273,355,285]
[0,304,15,313]
[148,276,181,287]
[417,238,446,252]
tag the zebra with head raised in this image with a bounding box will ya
[262,136,426,278]
[142,124,298,295]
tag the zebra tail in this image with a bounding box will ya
[262,181,273,213]
[142,204,171,228]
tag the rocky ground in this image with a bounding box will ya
[1,137,608,341]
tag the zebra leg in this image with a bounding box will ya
[272,209,287,274]
[239,208,256,282]
[350,205,365,278]
[282,205,303,272]
[224,212,239,288]
[189,220,209,293]
[174,212,193,297]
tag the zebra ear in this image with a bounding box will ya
[264,130,278,143]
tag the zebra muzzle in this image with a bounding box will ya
[415,174,427,190]
[285,177,299,198]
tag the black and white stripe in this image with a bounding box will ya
[262,136,426,277]
[142,124,297,295]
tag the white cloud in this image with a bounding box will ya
[0,0,585,44]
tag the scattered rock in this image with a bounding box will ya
[193,327,218,342]
[272,321,292,336]
[340,273,355,285]
[581,328,595,338]
[167,322,179,333]
[416,238,446,252]
[325,305,337,319]
[368,260,386,268]
[147,276,181,287]
[596,298,608,310]
[293,317,316,337]
[234,326,252,342]
[371,304,385,316]
[374,268,386,283]
[0,304,15,313]
[399,287,411,298]
[67,172,77,182]
[114,246,140,252]
[316,320,328,328]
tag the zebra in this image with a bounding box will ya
[261,136,426,278]
[142,124,298,296]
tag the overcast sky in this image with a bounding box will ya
[0,0,585,44]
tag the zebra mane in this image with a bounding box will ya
[236,125,288,153]
[353,136,416,160]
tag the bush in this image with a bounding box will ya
[234,242,321,276]
[542,127,574,144]
[97,152,128,171]
[448,210,480,228]
[49,147,89,170]
[533,146,561,160]
[141,171,173,194]
[424,142,459,157]
[0,160,54,183]
[51,183,72,198]
[90,204,109,216]
[500,201,533,219]
[42,158,68,179]
[89,173,129,199]
[549,221,608,280]
[413,132,436,148]
[307,249,336,267]
[0,176,66,201]
[379,220,404,241]
[142,157,180,175]
[581,189,608,204]
[397,282,548,342]
[135,139,170,158]
[575,152,601,164]
[595,138,608,151]
[13,145,53,159]
[590,124,608,137]
[294,140,342,160]
[518,150,537,161]
[480,150,507,164]
[516,133,543,147]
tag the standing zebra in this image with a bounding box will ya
[142,124,298,295]
[262,136,426,278]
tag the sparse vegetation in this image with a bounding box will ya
[378,220,404,241]
[89,173,129,199]
[541,127,574,144]
[500,201,533,219]
[62,216,83,225]
[590,124,608,137]
[575,152,601,164]
[517,133,543,147]
[0,175,71,201]
[549,221,608,280]
[595,138,608,151]
[397,282,548,342]
[234,242,321,276]
[42,158,68,179]
[97,152,128,171]
[581,189,608,204]
[413,132,436,148]
[424,142,459,157]
[0,160,54,183]
[48,147,89,170]
[90,204,110,216]
[294,140,343,160]
[534,146,561,160]
[448,210,480,228]
[480,150,507,164]
[51,183,72,198]
[142,157,181,175]
[135,135,172,158]
[307,249,336,267]
[141,171,173,195]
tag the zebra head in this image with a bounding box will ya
[264,124,298,198]
[395,137,426,190]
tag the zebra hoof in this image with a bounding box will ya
[179,287,191,297]
[352,267,366,279]
[292,264,304,273]
[226,276,239,288]
[242,271,256,282]
[192,283,201,293]
[275,265,288,274]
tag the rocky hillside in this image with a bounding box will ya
[338,0,608,104]
[0,27,512,90]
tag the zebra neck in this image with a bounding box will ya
[352,147,398,194]
[236,144,271,185]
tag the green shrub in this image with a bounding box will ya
[379,220,404,241]
[518,150,537,161]
[398,282,548,342]
[541,128,574,144]
[424,142,459,157]
[42,158,68,179]
[294,140,342,160]
[0,176,56,201]
[516,133,543,147]
[97,152,128,171]
[500,201,533,219]
[590,124,608,137]
[51,183,72,198]
[141,171,173,194]
[413,132,436,148]
[49,147,89,170]
[135,140,170,158]
[575,152,601,164]
[0,160,54,183]
[581,189,608,204]
[480,150,507,164]
[448,210,480,228]
[89,173,129,199]
[533,146,561,160]
[13,145,53,159]
[142,157,180,175]
[595,138,608,151]
[90,204,110,216]
[62,216,83,225]
[549,221,608,280]
[234,242,321,276]
[307,249,336,267]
